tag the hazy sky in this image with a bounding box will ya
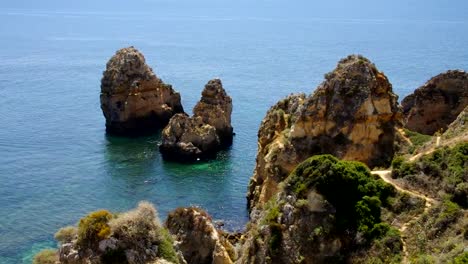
[1,0,467,21]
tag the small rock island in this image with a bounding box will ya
[159,79,233,161]
[100,47,184,136]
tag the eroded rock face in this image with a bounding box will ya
[166,207,235,264]
[194,79,233,145]
[100,47,184,135]
[159,114,221,161]
[239,155,396,264]
[247,55,402,213]
[402,70,468,135]
[159,79,233,161]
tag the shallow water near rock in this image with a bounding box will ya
[0,1,467,263]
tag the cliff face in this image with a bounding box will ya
[159,79,233,161]
[402,70,468,135]
[239,155,399,264]
[247,55,402,213]
[100,47,184,135]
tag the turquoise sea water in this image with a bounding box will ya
[1,1,467,263]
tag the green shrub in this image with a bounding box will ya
[33,249,58,264]
[157,228,179,264]
[452,252,468,264]
[264,202,280,224]
[285,154,395,237]
[404,129,432,148]
[77,210,113,248]
[391,142,467,207]
[356,196,382,236]
[54,226,77,244]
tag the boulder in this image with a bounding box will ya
[100,46,184,135]
[247,55,402,213]
[159,79,233,161]
[402,70,468,135]
[166,207,235,264]
[159,114,221,161]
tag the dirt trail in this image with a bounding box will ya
[371,137,444,263]
[371,170,437,264]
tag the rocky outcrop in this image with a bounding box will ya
[247,55,402,213]
[402,70,468,135]
[166,207,235,264]
[159,79,233,161]
[193,79,233,145]
[239,155,398,264]
[57,202,181,264]
[100,47,184,135]
[442,106,468,141]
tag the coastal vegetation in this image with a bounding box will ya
[392,142,468,207]
[36,202,179,264]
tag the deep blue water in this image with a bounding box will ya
[0,1,467,263]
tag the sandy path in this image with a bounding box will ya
[371,170,437,264]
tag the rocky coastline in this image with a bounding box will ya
[35,53,467,264]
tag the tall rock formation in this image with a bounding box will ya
[193,79,234,145]
[238,155,398,264]
[247,55,402,213]
[100,47,184,135]
[159,79,233,161]
[402,70,468,135]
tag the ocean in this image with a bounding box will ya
[0,1,467,263]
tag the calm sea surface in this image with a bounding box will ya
[0,2,467,263]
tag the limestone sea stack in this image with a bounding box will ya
[402,70,468,135]
[193,79,234,145]
[159,79,233,161]
[100,47,184,135]
[247,55,402,213]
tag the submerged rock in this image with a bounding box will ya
[166,207,235,264]
[159,79,233,161]
[100,47,184,136]
[247,55,402,212]
[402,70,468,135]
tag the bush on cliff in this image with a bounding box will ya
[108,201,179,263]
[54,226,77,244]
[33,249,58,264]
[51,202,179,264]
[77,210,113,248]
[286,154,395,237]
